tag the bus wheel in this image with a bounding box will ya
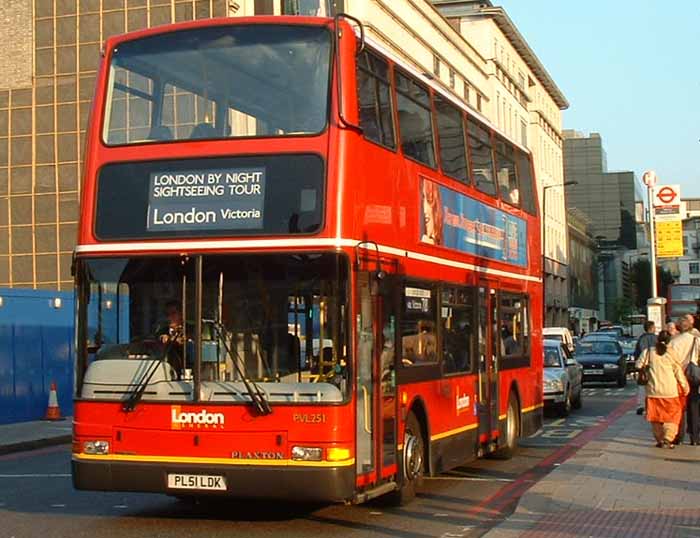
[492,394,519,460]
[387,411,424,505]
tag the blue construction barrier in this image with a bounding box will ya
[0,288,74,424]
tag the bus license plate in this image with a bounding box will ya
[584,369,604,375]
[167,474,226,491]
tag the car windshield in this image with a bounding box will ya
[576,341,619,355]
[544,334,563,342]
[544,347,563,367]
[103,24,331,144]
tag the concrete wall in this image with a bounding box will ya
[0,288,73,424]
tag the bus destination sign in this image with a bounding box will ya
[147,168,266,231]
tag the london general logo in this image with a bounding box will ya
[171,406,225,430]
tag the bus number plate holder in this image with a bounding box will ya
[167,473,227,491]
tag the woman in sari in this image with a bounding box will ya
[636,330,689,448]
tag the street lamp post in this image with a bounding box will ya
[542,180,578,328]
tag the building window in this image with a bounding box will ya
[433,54,441,77]
[463,82,470,103]
[476,93,482,112]
[521,118,528,146]
[691,278,700,285]
[449,69,455,89]
[690,262,700,274]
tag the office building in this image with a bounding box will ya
[562,130,642,249]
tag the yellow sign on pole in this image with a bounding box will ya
[655,220,683,258]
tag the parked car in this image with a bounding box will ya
[543,339,583,416]
[543,327,575,352]
[575,337,627,387]
[581,331,619,341]
[619,339,637,372]
[597,325,626,339]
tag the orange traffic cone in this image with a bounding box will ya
[44,381,63,421]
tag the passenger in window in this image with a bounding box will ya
[421,181,443,245]
[509,188,520,205]
[501,325,521,357]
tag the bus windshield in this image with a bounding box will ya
[103,24,332,145]
[76,253,349,403]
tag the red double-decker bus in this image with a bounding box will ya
[72,14,542,505]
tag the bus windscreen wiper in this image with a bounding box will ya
[208,320,272,416]
[122,337,179,412]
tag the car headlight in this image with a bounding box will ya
[603,363,618,369]
[543,379,563,391]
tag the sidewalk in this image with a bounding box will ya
[0,418,72,455]
[483,401,700,538]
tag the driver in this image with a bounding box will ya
[156,300,188,373]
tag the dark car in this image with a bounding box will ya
[575,338,627,387]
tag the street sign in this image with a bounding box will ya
[653,184,682,222]
[655,220,683,257]
[642,170,657,187]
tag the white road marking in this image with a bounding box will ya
[369,511,382,516]
[50,504,66,508]
[113,504,128,509]
[427,476,515,483]
[0,474,71,478]
[433,513,450,517]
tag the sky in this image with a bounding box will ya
[497,0,700,197]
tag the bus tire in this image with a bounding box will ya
[492,393,519,460]
[386,411,425,505]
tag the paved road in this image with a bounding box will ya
[0,383,636,538]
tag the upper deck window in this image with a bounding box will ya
[395,70,436,168]
[356,51,395,149]
[467,119,496,197]
[494,137,519,207]
[103,25,331,145]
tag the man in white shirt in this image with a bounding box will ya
[669,314,699,444]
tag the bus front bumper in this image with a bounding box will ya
[72,455,355,503]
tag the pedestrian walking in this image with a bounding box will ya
[666,321,679,337]
[686,354,700,445]
[636,330,690,448]
[669,314,699,443]
[634,320,657,415]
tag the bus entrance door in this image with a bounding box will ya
[356,271,398,487]
[477,285,499,453]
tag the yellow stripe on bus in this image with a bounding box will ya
[430,423,478,442]
[73,453,355,468]
[499,403,543,420]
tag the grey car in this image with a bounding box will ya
[543,339,583,417]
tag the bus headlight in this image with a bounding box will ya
[291,446,322,461]
[83,440,110,455]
